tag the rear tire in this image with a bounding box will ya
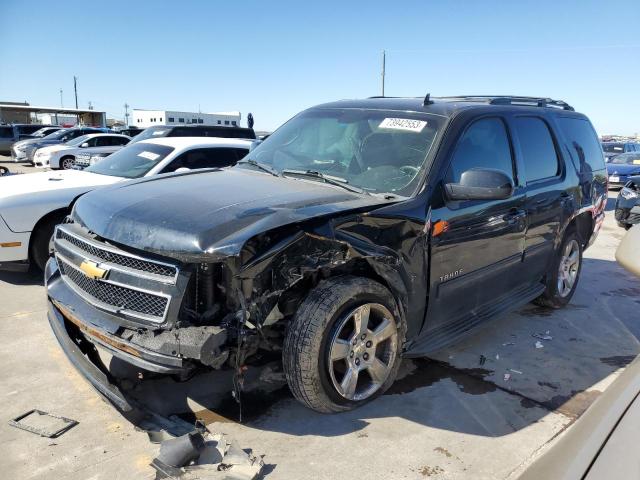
[283,276,405,413]
[31,214,65,271]
[534,229,583,309]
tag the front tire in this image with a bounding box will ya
[534,229,583,308]
[31,214,65,271]
[60,156,75,170]
[283,276,404,413]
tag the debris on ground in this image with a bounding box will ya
[532,331,553,341]
[502,342,515,347]
[495,354,500,360]
[151,429,263,479]
[479,355,487,366]
[8,409,78,438]
[535,341,544,349]
[503,373,511,382]
[509,369,523,375]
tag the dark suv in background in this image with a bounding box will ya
[602,141,640,162]
[47,95,607,414]
[129,124,257,144]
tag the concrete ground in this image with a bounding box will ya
[1,154,638,479]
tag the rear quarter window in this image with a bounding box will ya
[557,117,606,172]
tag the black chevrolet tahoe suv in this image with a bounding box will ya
[46,96,607,413]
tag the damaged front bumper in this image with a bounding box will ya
[46,257,229,411]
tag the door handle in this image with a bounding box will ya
[504,209,526,225]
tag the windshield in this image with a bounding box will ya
[610,153,640,165]
[66,135,92,146]
[47,129,71,140]
[242,108,443,196]
[85,143,174,178]
[32,128,52,137]
[602,143,625,153]
[129,127,170,144]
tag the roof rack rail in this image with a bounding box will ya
[437,95,575,111]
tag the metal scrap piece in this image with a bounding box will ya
[8,409,78,438]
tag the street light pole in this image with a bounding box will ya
[381,50,386,97]
[73,76,78,109]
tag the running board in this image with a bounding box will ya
[405,282,545,356]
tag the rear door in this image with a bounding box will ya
[510,115,567,280]
[425,116,527,332]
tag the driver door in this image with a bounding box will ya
[424,116,527,335]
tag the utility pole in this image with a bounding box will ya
[124,103,130,127]
[59,89,63,108]
[73,76,78,109]
[381,50,386,97]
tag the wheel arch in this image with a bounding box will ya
[28,207,70,261]
[57,154,76,169]
[561,211,594,249]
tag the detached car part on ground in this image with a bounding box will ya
[0,137,251,272]
[46,95,607,414]
[614,175,640,230]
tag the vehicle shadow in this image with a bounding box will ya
[116,255,640,439]
[0,269,43,286]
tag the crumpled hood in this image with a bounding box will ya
[73,168,390,262]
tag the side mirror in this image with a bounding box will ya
[445,168,514,201]
[175,167,191,173]
[80,143,89,148]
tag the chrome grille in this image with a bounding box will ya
[56,228,177,279]
[57,254,169,321]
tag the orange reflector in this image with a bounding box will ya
[0,242,22,248]
[432,220,449,237]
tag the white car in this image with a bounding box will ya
[33,133,131,169]
[0,137,252,271]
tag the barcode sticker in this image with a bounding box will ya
[379,118,427,132]
[138,151,160,161]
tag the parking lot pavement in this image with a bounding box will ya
[0,155,42,175]
[0,183,637,479]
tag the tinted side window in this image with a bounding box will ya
[235,148,249,160]
[447,117,514,183]
[114,137,130,146]
[514,117,559,182]
[0,127,13,138]
[162,148,239,172]
[556,117,606,171]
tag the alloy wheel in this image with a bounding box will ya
[327,303,398,401]
[557,239,580,297]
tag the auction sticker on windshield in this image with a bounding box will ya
[379,118,427,132]
[138,151,160,161]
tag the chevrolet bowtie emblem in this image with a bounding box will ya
[79,260,109,280]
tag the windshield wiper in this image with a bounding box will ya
[281,169,368,195]
[238,159,279,176]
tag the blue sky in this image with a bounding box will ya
[1,0,639,134]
